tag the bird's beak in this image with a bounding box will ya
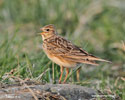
[39,27,44,35]
[40,32,46,35]
[37,32,43,35]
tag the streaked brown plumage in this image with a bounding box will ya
[40,24,111,83]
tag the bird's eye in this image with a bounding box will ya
[46,29,50,31]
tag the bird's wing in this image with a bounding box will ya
[44,36,88,55]
[45,36,111,64]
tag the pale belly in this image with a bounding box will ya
[43,45,77,68]
[47,53,76,68]
[50,56,76,68]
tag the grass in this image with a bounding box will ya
[0,0,125,99]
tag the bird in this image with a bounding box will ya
[40,24,111,84]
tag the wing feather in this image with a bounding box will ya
[44,36,111,64]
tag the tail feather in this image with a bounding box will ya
[64,55,112,63]
[87,55,112,63]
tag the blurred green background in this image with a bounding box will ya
[0,0,125,99]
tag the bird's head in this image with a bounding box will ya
[40,24,56,40]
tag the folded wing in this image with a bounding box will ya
[45,36,111,65]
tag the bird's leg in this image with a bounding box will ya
[63,68,69,83]
[76,67,81,82]
[59,66,64,84]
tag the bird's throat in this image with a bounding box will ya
[41,33,55,41]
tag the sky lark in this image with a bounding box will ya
[40,24,111,83]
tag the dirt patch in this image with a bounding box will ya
[0,82,97,100]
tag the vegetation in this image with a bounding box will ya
[0,0,124,99]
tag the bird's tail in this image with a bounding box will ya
[64,55,111,66]
[86,55,112,63]
[76,55,111,66]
